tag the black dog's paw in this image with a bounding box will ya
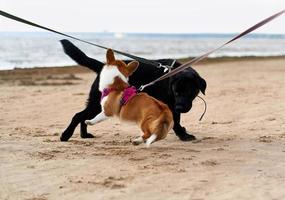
[178,133,196,141]
[60,131,72,142]
[175,127,196,141]
[80,133,95,139]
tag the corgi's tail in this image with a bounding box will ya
[60,39,104,74]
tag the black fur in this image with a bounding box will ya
[60,39,207,142]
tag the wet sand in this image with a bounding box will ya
[0,57,285,200]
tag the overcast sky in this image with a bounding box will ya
[1,0,285,34]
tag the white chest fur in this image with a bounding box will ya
[99,65,128,92]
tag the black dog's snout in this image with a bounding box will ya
[175,102,192,113]
[175,105,185,112]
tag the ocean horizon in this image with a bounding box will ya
[1,32,285,70]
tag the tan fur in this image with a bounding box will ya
[103,49,173,145]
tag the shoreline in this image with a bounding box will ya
[1,56,284,86]
[1,55,285,73]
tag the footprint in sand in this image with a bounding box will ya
[200,159,219,166]
[74,176,132,189]
[128,157,147,161]
[258,136,273,143]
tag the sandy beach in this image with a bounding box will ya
[0,57,285,200]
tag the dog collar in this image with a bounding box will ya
[101,88,114,101]
[120,86,137,106]
[101,86,137,106]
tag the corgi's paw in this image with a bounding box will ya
[146,134,157,148]
[85,120,93,125]
[132,137,144,146]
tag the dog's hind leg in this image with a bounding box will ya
[80,121,94,139]
[173,112,196,141]
[145,134,157,148]
[132,129,149,146]
[60,108,89,141]
[79,104,102,138]
[132,121,151,146]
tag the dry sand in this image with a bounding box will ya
[0,57,285,200]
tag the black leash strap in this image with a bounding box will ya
[197,96,207,121]
[139,9,285,91]
[1,9,284,85]
[0,10,167,69]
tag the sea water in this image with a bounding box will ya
[0,32,284,70]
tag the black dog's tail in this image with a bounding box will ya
[60,39,104,73]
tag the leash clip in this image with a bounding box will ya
[138,85,146,91]
[157,59,176,73]
[138,81,154,91]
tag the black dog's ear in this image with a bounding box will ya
[197,76,207,95]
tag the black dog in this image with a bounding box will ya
[60,40,206,142]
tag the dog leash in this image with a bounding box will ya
[138,9,285,91]
[1,9,284,122]
[0,10,173,72]
[138,9,284,122]
[2,9,283,80]
[197,96,207,121]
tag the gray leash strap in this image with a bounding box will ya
[139,9,285,91]
[0,9,173,70]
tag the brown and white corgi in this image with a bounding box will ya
[85,49,173,147]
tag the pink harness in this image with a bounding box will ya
[101,86,137,106]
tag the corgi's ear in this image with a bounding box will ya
[106,49,115,64]
[127,61,139,76]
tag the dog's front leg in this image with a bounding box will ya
[85,112,108,125]
[173,112,196,141]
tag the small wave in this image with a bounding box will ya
[0,32,285,70]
